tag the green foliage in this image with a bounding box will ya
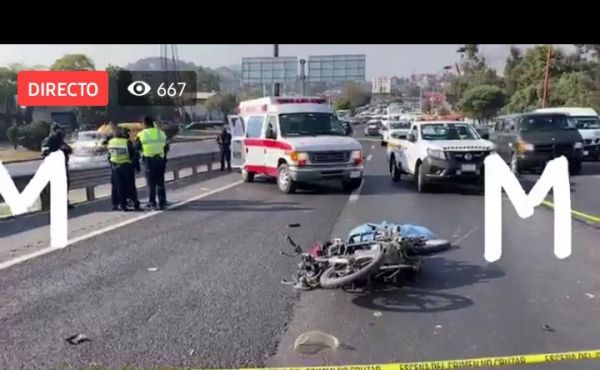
[458,85,506,120]
[341,82,369,114]
[7,123,18,149]
[197,67,221,92]
[206,93,239,119]
[17,121,50,151]
[335,98,351,111]
[50,54,95,71]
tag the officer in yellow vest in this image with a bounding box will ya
[135,116,170,210]
[108,127,141,211]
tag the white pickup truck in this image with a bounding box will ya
[386,120,495,192]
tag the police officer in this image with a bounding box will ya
[108,127,141,211]
[135,116,169,210]
[41,123,74,209]
[217,126,232,171]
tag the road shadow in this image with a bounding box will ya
[351,286,473,313]
[251,176,351,195]
[359,175,484,197]
[0,170,231,237]
[409,257,506,291]
[172,199,313,212]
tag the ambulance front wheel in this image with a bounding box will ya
[277,163,296,194]
[242,169,255,182]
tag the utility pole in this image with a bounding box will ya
[273,44,280,97]
[299,59,306,95]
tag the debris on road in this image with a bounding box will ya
[585,293,595,299]
[542,324,556,332]
[66,333,90,345]
[294,331,339,355]
[147,267,159,272]
[373,311,383,318]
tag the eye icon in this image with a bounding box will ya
[127,81,151,97]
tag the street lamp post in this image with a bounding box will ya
[273,44,280,97]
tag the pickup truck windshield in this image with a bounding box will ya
[421,123,479,140]
[521,115,577,131]
[570,116,600,129]
[279,112,345,137]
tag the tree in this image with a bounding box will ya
[205,93,238,120]
[197,67,221,92]
[335,98,351,111]
[504,46,523,96]
[50,54,95,71]
[342,82,369,114]
[457,85,506,122]
[0,67,17,140]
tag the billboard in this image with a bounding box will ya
[372,76,391,94]
[307,55,366,83]
[242,57,298,84]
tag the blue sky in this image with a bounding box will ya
[0,44,575,78]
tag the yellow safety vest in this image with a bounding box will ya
[137,127,167,158]
[107,137,131,164]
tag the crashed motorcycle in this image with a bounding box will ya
[281,225,451,290]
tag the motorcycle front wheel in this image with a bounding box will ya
[319,251,384,289]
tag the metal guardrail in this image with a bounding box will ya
[1,151,221,212]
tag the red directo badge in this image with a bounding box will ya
[17,71,109,106]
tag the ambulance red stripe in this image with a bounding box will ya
[243,138,293,150]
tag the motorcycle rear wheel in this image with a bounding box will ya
[319,250,384,289]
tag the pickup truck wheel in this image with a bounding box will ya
[277,164,296,193]
[416,163,428,193]
[242,169,255,183]
[390,157,401,182]
[380,140,387,146]
[342,178,362,192]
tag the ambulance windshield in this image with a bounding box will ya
[279,112,346,137]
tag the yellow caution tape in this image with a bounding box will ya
[542,200,600,224]
[242,348,600,370]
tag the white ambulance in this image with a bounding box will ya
[227,96,364,194]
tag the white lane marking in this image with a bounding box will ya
[452,225,479,246]
[366,154,373,161]
[370,144,375,150]
[349,181,364,203]
[0,180,244,271]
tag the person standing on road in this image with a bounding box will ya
[217,126,232,171]
[41,123,74,209]
[135,116,169,210]
[108,127,141,211]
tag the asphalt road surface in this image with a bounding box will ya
[4,140,219,177]
[1,134,599,369]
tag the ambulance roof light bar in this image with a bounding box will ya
[275,97,327,104]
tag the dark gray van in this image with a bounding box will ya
[489,112,584,175]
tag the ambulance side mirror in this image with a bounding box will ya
[266,125,277,140]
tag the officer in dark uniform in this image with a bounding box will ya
[41,123,74,209]
[108,127,141,211]
[217,126,232,171]
[135,116,169,210]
